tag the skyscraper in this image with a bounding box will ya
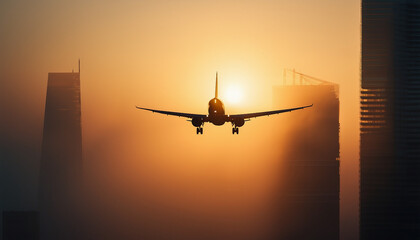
[2,211,39,240]
[39,63,83,240]
[271,70,340,240]
[360,0,420,239]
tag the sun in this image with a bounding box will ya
[224,85,244,105]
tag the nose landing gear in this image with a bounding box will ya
[196,127,203,135]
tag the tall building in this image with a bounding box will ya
[360,0,420,239]
[2,211,39,240]
[271,70,340,240]
[39,63,83,240]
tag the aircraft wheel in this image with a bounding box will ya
[200,128,203,134]
[196,128,200,134]
[232,127,239,134]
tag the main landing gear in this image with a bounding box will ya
[232,127,239,134]
[196,127,203,135]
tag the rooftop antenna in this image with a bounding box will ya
[78,59,81,74]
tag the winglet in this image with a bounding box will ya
[215,72,218,98]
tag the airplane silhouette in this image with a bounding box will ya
[136,73,313,134]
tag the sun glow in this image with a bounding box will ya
[224,85,244,105]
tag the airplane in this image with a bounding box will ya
[136,73,313,134]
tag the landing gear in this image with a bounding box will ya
[196,127,203,135]
[232,127,239,134]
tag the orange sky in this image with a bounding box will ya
[0,1,360,239]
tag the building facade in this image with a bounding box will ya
[360,0,420,239]
[39,70,83,240]
[271,71,340,240]
[2,211,39,240]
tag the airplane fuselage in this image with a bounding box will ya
[208,98,226,125]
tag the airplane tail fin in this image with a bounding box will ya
[215,72,218,98]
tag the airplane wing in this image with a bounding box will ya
[136,106,206,119]
[229,104,313,119]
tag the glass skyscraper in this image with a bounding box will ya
[272,73,340,240]
[360,0,420,239]
[39,70,83,240]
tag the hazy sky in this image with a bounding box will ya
[0,0,360,239]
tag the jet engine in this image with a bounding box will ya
[233,118,245,127]
[192,117,203,127]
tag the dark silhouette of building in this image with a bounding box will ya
[39,62,83,240]
[360,1,420,239]
[2,211,39,240]
[271,70,340,240]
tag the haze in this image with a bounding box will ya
[0,1,360,239]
